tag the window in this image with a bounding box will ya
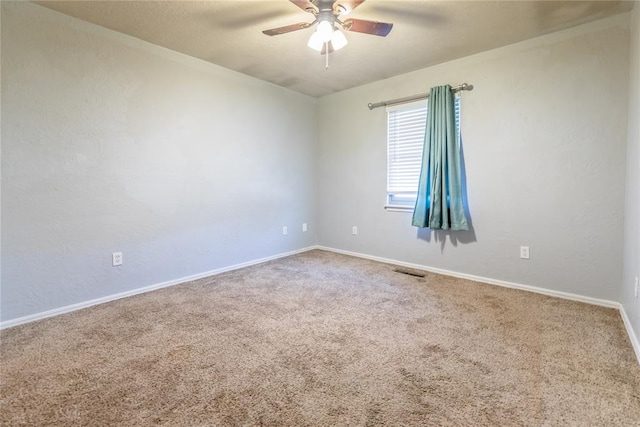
[386,95,461,211]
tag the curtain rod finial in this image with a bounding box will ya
[367,103,374,110]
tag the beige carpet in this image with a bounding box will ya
[1,250,639,426]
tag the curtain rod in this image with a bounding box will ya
[367,83,474,110]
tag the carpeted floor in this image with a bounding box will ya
[1,250,639,426]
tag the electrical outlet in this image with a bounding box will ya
[635,277,638,298]
[302,223,307,232]
[352,226,358,235]
[520,246,530,260]
[282,226,288,235]
[112,252,123,266]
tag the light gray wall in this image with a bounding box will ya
[622,4,640,344]
[1,2,317,322]
[316,15,630,302]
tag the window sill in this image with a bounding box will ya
[384,205,414,213]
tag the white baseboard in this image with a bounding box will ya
[620,305,640,365]
[0,246,316,330]
[316,245,639,365]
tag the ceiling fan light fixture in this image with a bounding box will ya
[316,20,334,43]
[307,31,324,51]
[331,29,348,51]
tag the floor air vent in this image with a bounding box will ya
[393,268,426,278]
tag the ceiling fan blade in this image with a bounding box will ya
[289,0,317,13]
[334,0,366,15]
[342,18,393,36]
[262,22,313,36]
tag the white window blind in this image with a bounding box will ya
[386,101,427,208]
[386,95,461,210]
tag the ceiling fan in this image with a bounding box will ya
[262,0,393,53]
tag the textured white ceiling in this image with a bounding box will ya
[36,1,633,97]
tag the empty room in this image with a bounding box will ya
[1,0,639,425]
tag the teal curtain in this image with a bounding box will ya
[412,85,469,230]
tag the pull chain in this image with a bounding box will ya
[325,41,329,70]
